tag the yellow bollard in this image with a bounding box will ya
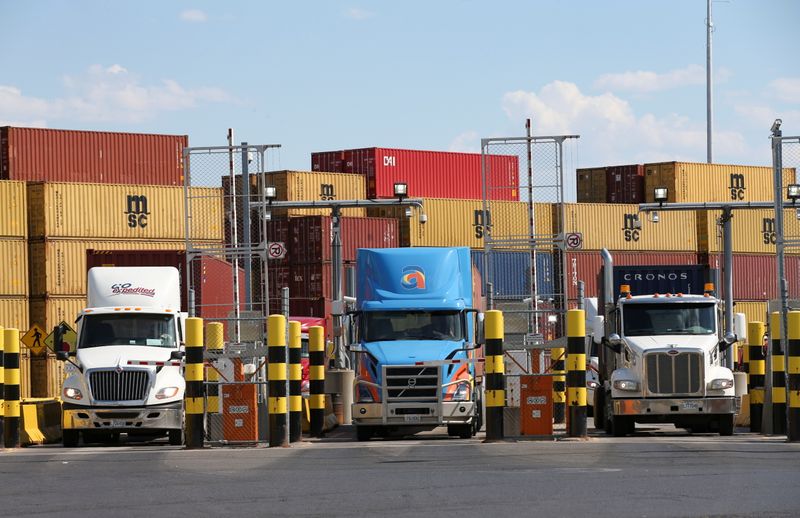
[289,320,302,443]
[484,310,505,441]
[309,326,326,437]
[184,317,205,449]
[567,310,587,437]
[3,328,20,448]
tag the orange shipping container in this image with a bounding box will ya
[0,180,27,238]
[576,168,607,203]
[697,208,800,254]
[0,239,27,296]
[367,199,553,248]
[644,162,795,203]
[27,182,223,241]
[559,203,698,251]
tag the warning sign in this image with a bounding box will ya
[21,324,47,356]
[268,241,287,260]
[44,321,78,354]
[565,232,583,250]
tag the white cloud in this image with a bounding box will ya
[345,8,374,20]
[0,64,235,126]
[594,64,706,93]
[180,9,208,23]
[502,80,749,165]
[768,78,800,104]
[448,131,479,153]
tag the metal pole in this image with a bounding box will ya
[331,206,345,369]
[241,141,252,310]
[228,130,241,342]
[558,138,567,337]
[722,207,734,369]
[706,0,714,163]
[526,120,539,334]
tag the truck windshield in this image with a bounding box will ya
[79,314,177,348]
[622,303,716,336]
[362,311,465,342]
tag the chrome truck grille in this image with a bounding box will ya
[384,366,440,402]
[645,352,703,395]
[89,369,150,401]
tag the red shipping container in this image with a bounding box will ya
[698,253,800,301]
[289,216,398,264]
[289,263,357,299]
[606,164,645,204]
[267,265,291,299]
[564,251,700,301]
[268,297,333,338]
[311,147,519,201]
[2,127,187,185]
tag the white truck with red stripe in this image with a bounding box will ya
[55,267,187,447]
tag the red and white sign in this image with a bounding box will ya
[268,241,287,260]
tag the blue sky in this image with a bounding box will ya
[2,0,798,172]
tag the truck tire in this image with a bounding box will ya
[62,429,80,448]
[355,426,373,441]
[594,390,606,430]
[472,388,484,435]
[612,415,634,437]
[718,415,735,436]
[603,392,614,435]
[168,429,183,445]
[448,424,473,439]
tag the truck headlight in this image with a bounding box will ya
[63,387,83,400]
[155,386,180,399]
[709,378,733,390]
[613,379,639,391]
[451,382,470,401]
[357,385,375,403]
[586,380,599,389]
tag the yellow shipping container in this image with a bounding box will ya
[19,350,65,399]
[27,182,223,241]
[28,238,218,296]
[0,296,29,332]
[733,301,768,328]
[697,208,800,254]
[644,162,795,203]
[0,180,27,238]
[257,170,366,217]
[29,295,86,331]
[0,239,28,296]
[559,203,698,251]
[576,168,607,203]
[368,199,553,248]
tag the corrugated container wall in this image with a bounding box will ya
[0,239,28,295]
[564,251,701,301]
[29,295,86,329]
[261,171,367,217]
[643,162,796,203]
[606,165,645,203]
[1,127,187,185]
[470,250,555,298]
[559,203,698,251]
[697,208,800,254]
[367,199,553,248]
[699,253,800,301]
[27,182,222,241]
[312,148,520,201]
[0,296,29,332]
[0,180,27,237]
[732,301,768,327]
[290,216,398,264]
[576,168,607,203]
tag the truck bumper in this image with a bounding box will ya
[613,397,736,416]
[352,401,476,426]
[63,402,183,432]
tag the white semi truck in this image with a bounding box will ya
[592,250,742,436]
[55,267,187,446]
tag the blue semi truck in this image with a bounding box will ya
[350,247,486,440]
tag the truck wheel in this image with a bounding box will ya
[718,415,735,436]
[62,429,80,448]
[594,390,606,430]
[603,392,614,435]
[472,388,484,435]
[612,415,634,437]
[355,426,373,441]
[168,429,183,446]
[448,424,472,439]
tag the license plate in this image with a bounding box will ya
[111,419,127,427]
[681,401,700,410]
[403,415,422,423]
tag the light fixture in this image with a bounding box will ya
[404,207,413,218]
[264,185,277,203]
[264,210,272,222]
[650,210,660,223]
[654,187,668,206]
[393,182,408,200]
[787,184,800,204]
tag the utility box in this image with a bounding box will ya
[520,374,553,436]
[223,383,259,442]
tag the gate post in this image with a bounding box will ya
[309,326,326,437]
[748,321,765,433]
[288,320,302,443]
[185,318,205,449]
[484,310,505,441]
[567,309,587,438]
[268,314,288,447]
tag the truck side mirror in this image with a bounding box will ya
[170,350,185,361]
[56,350,69,361]
[734,313,747,342]
[592,315,604,345]
[53,323,65,353]
[475,312,485,345]
[605,333,622,354]
[719,332,736,352]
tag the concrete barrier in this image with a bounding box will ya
[20,398,62,446]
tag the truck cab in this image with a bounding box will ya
[56,267,187,447]
[350,247,484,441]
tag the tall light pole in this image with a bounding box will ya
[706,0,714,163]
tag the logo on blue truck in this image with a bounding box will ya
[400,266,426,290]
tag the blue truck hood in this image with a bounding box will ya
[364,340,467,365]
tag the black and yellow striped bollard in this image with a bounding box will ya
[770,312,787,435]
[289,320,302,443]
[268,314,288,447]
[484,310,505,441]
[552,346,566,425]
[205,322,223,441]
[567,309,587,438]
[748,321,765,433]
[3,328,20,448]
[0,325,5,443]
[309,325,326,438]
[184,317,205,449]
[788,311,800,442]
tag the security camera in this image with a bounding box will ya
[650,211,660,224]
[419,213,428,224]
[771,119,782,134]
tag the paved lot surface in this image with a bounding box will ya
[2,425,799,517]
